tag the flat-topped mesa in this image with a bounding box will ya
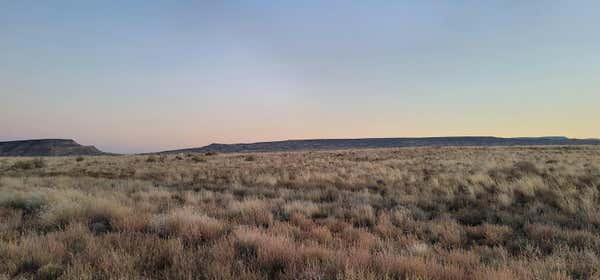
[0,139,105,156]
[159,136,600,154]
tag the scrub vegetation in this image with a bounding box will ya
[1,146,600,279]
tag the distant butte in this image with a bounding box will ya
[0,139,106,156]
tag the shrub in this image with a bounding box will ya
[149,208,226,243]
[37,263,64,280]
[146,156,157,163]
[11,158,46,170]
[466,224,512,246]
[191,155,206,163]
[135,238,182,277]
[88,215,112,235]
[0,192,47,217]
[229,199,274,227]
[235,236,258,263]
[349,204,376,228]
[234,229,297,278]
[513,161,540,175]
[428,216,465,248]
[282,201,320,217]
[14,258,42,276]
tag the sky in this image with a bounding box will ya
[1,1,599,153]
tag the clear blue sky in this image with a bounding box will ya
[1,1,599,153]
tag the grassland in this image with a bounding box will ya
[1,146,600,279]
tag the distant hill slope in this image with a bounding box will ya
[160,136,600,154]
[0,139,105,156]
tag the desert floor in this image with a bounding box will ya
[1,146,600,279]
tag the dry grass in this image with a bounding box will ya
[1,146,600,279]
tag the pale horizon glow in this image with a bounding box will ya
[1,1,599,153]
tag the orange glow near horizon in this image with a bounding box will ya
[2,2,600,153]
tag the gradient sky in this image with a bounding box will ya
[1,1,599,153]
